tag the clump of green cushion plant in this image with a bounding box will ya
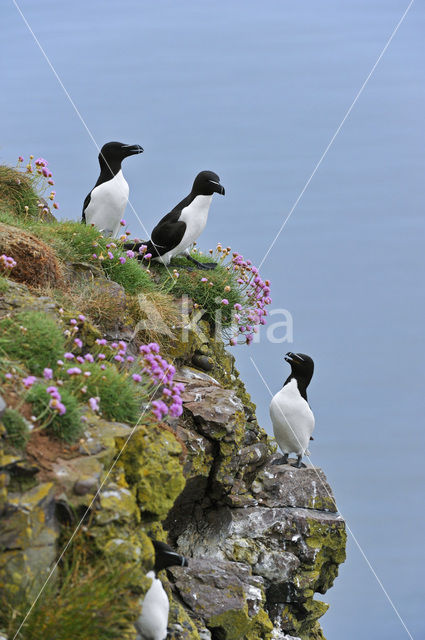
[2,408,30,449]
[0,311,65,376]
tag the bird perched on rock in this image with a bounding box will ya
[135,540,188,640]
[82,141,143,237]
[269,352,315,468]
[125,170,225,269]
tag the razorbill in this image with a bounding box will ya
[135,540,188,640]
[269,352,315,469]
[125,170,225,269]
[82,141,143,237]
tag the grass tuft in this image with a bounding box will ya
[0,534,141,640]
[27,384,83,443]
[0,165,41,219]
[0,311,65,376]
[2,408,30,449]
[154,252,243,326]
[67,363,142,424]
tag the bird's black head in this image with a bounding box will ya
[152,540,189,573]
[191,170,225,196]
[98,141,143,176]
[284,352,314,386]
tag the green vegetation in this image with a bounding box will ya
[27,384,83,442]
[0,165,41,219]
[0,311,65,376]
[66,363,143,424]
[155,251,243,326]
[2,408,30,449]
[0,537,140,640]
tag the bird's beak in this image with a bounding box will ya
[123,144,144,155]
[285,352,304,364]
[209,179,225,196]
[181,556,189,567]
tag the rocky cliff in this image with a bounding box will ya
[0,164,346,640]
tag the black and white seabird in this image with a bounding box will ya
[135,540,188,640]
[82,141,143,237]
[270,352,315,469]
[126,170,225,269]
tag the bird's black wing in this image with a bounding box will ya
[150,210,186,256]
[81,192,91,223]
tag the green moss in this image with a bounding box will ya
[2,409,30,449]
[0,310,65,376]
[27,384,83,443]
[208,605,273,640]
[120,424,186,519]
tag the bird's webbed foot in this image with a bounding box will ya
[291,454,306,469]
[271,453,289,466]
[185,254,217,270]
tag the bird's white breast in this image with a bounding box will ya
[135,571,169,640]
[84,170,129,238]
[171,194,212,257]
[269,378,315,455]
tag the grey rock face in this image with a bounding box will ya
[0,395,6,419]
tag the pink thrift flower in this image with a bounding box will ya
[84,353,94,362]
[221,299,229,305]
[97,353,106,360]
[47,386,61,399]
[43,368,53,380]
[119,256,126,264]
[78,314,85,322]
[22,375,37,388]
[126,250,135,259]
[88,397,100,412]
[66,367,82,376]
[132,374,142,383]
[74,338,83,348]
[108,251,114,260]
[120,219,126,226]
[144,253,152,260]
[76,356,85,364]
